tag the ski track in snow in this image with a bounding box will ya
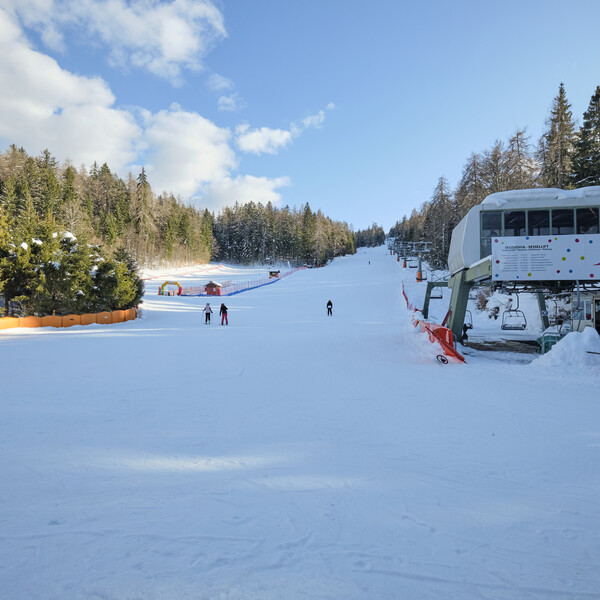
[1,247,599,599]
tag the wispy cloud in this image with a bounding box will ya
[207,73,234,92]
[218,92,244,112]
[236,103,335,155]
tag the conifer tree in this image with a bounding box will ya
[481,140,508,193]
[424,177,454,268]
[454,152,487,215]
[538,83,576,188]
[572,85,600,187]
[506,129,537,189]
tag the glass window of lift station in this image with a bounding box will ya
[481,212,502,237]
[576,207,599,234]
[551,209,575,235]
[528,210,550,236]
[503,211,526,236]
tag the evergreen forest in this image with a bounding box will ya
[0,145,355,315]
[390,83,600,268]
[355,224,386,248]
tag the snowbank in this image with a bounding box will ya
[532,326,600,371]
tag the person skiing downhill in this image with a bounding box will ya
[327,299,333,316]
[204,302,212,324]
[220,303,228,325]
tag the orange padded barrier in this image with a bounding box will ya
[0,317,19,330]
[80,313,97,326]
[1,308,137,330]
[96,312,113,325]
[62,314,81,327]
[111,310,125,324]
[40,315,63,328]
[19,316,42,328]
[414,318,466,364]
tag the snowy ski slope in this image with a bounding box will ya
[1,247,599,599]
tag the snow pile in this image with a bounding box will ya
[533,326,600,371]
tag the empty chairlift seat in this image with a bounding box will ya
[501,296,527,331]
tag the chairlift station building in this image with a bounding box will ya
[445,186,600,341]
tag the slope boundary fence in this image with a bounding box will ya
[180,267,306,297]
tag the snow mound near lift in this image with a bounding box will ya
[533,326,600,369]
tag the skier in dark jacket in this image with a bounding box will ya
[220,303,228,325]
[327,300,333,316]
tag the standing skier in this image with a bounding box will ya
[327,299,333,316]
[220,303,228,325]
[204,302,212,324]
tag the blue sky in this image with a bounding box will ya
[1,1,600,231]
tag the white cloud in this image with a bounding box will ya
[0,7,140,169]
[4,0,226,83]
[0,6,301,214]
[140,105,237,198]
[235,124,294,155]
[201,175,291,212]
[235,104,335,156]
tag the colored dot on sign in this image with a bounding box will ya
[528,273,532,277]
[567,248,571,252]
[494,239,498,243]
[591,274,595,278]
[548,239,552,242]
[496,260,500,264]
[557,270,561,273]
[562,257,566,261]
[581,256,585,260]
[575,238,580,242]
[590,240,594,244]
[555,237,558,240]
[526,236,530,240]
[569,269,573,273]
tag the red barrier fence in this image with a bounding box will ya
[402,282,466,364]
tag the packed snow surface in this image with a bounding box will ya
[1,247,599,599]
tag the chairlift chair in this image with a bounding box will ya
[500,295,527,331]
[408,259,418,268]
